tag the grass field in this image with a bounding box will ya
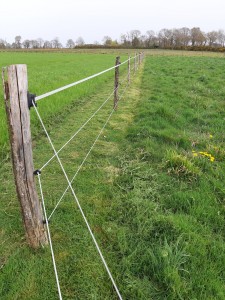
[0,52,129,162]
[0,50,225,299]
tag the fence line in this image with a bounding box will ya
[35,55,136,102]
[32,99,123,300]
[48,78,130,221]
[2,52,144,299]
[41,67,130,171]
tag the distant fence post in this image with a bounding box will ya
[2,64,48,248]
[138,52,141,67]
[128,55,131,85]
[114,56,120,109]
[134,53,137,72]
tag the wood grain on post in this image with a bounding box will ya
[114,56,120,109]
[128,55,131,85]
[2,65,48,248]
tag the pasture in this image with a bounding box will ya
[0,50,225,299]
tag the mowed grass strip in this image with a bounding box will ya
[0,58,142,299]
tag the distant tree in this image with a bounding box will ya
[66,39,75,48]
[14,35,22,48]
[51,37,62,48]
[23,39,31,49]
[145,30,156,47]
[191,27,205,46]
[218,29,225,46]
[76,37,85,46]
[130,30,141,47]
[207,31,218,46]
[158,29,174,48]
[37,38,44,48]
[102,36,112,46]
[179,27,191,47]
[0,39,6,49]
[30,40,39,49]
[120,33,131,47]
[43,40,53,48]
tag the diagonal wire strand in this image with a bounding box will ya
[32,101,123,300]
[40,71,131,171]
[48,79,130,221]
[48,108,115,220]
[40,88,115,171]
[37,173,63,300]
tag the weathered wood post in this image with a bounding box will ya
[138,52,141,67]
[114,56,120,109]
[134,53,137,73]
[2,65,48,248]
[128,55,131,85]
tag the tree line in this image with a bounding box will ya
[1,27,225,51]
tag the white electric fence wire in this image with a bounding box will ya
[41,86,117,171]
[37,173,63,300]
[35,56,136,102]
[48,80,129,221]
[40,71,131,171]
[32,101,123,300]
[48,108,115,220]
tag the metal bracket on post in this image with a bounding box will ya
[27,92,37,109]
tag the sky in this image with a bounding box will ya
[0,0,225,45]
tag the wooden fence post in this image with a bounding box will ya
[114,56,120,109]
[128,55,131,85]
[134,53,137,72]
[138,52,141,67]
[2,65,48,248]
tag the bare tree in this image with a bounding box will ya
[30,40,39,49]
[158,29,174,48]
[179,27,191,47]
[0,39,7,49]
[51,37,62,48]
[66,39,75,48]
[43,40,53,48]
[23,39,31,49]
[207,31,219,46]
[191,27,206,46]
[102,36,112,46]
[120,33,130,47]
[37,38,44,48]
[218,29,225,46]
[146,30,157,47]
[14,35,22,48]
[76,37,85,46]
[130,30,141,47]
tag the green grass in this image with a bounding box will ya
[1,52,225,299]
[110,55,225,299]
[0,51,129,162]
